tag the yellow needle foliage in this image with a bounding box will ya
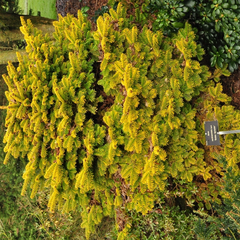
[1,3,240,239]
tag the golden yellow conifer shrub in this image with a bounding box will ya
[1,3,240,239]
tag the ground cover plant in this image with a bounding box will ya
[1,2,240,239]
[192,156,240,240]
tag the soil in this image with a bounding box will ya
[222,67,240,109]
[56,0,108,25]
[55,0,240,110]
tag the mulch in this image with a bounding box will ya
[222,67,240,109]
[56,0,108,23]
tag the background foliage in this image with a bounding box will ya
[0,0,22,14]
[150,0,240,72]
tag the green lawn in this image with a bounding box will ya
[18,0,57,20]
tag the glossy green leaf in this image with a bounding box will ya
[222,3,229,8]
[172,22,184,28]
[217,57,223,68]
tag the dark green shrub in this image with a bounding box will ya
[154,0,240,72]
[92,6,110,23]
